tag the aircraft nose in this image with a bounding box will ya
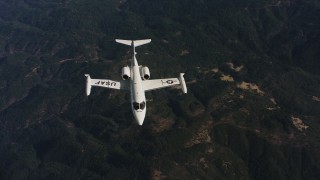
[135,111,145,126]
[137,119,144,126]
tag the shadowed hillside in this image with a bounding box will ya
[0,0,319,179]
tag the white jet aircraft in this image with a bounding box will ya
[85,39,187,125]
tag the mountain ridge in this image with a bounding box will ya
[0,0,320,179]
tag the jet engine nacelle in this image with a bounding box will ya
[141,66,150,80]
[122,66,131,80]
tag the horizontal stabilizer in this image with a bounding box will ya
[133,39,151,47]
[115,39,151,47]
[115,39,132,46]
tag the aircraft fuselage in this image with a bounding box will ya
[130,55,146,125]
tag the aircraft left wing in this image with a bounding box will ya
[85,74,129,96]
[142,73,187,94]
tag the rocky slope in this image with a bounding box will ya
[0,0,319,179]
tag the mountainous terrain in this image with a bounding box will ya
[0,0,320,179]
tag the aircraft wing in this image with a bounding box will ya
[90,78,129,90]
[142,78,180,92]
[85,74,129,96]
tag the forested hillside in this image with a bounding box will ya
[0,0,319,179]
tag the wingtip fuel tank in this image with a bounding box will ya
[179,73,187,94]
[85,74,91,96]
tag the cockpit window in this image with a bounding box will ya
[133,102,140,110]
[140,101,146,110]
[133,101,146,110]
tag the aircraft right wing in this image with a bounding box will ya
[142,73,187,94]
[142,78,180,91]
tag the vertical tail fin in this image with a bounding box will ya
[115,39,151,47]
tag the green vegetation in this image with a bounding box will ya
[0,0,319,179]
